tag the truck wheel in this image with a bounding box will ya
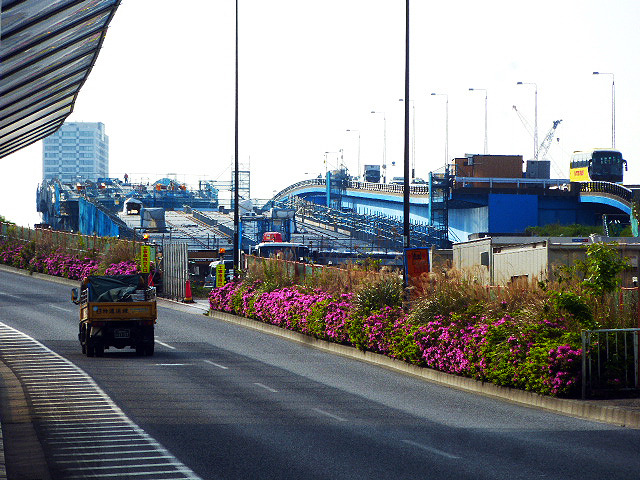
[80,325,87,354]
[135,344,145,356]
[86,340,95,357]
[145,342,154,356]
[95,343,105,357]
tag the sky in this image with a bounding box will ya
[3,0,640,226]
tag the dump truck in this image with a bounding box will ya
[72,274,157,357]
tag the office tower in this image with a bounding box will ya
[42,122,109,183]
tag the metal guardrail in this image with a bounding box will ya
[271,178,430,201]
[453,177,571,189]
[581,328,640,399]
[579,181,634,203]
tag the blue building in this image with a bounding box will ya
[42,122,109,183]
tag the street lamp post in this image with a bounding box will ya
[346,129,360,179]
[517,81,538,160]
[593,71,615,148]
[430,92,448,167]
[468,88,488,154]
[398,99,415,179]
[371,110,387,183]
[233,0,239,274]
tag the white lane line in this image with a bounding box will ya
[402,439,461,459]
[254,382,278,393]
[50,304,74,313]
[155,340,176,350]
[154,363,191,366]
[0,291,20,299]
[204,360,228,369]
[312,408,347,422]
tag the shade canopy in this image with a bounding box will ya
[0,0,120,159]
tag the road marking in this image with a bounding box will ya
[0,322,203,480]
[254,382,278,393]
[154,363,191,366]
[204,360,228,369]
[0,291,20,299]
[155,340,176,350]
[50,304,74,313]
[312,408,347,422]
[401,439,461,459]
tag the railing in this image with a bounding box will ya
[581,328,640,399]
[454,177,570,189]
[0,221,134,256]
[578,181,634,203]
[271,178,430,201]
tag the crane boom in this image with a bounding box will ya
[538,119,562,160]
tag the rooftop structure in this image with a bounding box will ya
[0,1,120,159]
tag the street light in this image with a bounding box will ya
[517,81,538,160]
[593,71,615,148]
[430,92,449,167]
[469,88,488,154]
[398,99,415,179]
[346,129,361,179]
[371,110,387,182]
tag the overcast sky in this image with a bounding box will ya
[3,0,640,226]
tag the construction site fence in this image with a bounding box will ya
[0,221,136,258]
[244,255,386,289]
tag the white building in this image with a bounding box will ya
[42,122,109,183]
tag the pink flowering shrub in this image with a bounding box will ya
[0,239,137,280]
[209,279,583,397]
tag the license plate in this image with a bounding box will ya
[114,329,130,339]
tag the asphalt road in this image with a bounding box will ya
[1,269,640,479]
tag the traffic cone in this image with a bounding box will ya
[184,280,194,303]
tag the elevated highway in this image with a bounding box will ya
[270,176,639,243]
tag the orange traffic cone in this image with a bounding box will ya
[184,280,194,303]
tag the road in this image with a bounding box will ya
[1,269,639,479]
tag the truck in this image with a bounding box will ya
[363,164,381,183]
[72,274,157,357]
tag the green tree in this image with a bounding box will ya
[576,242,629,298]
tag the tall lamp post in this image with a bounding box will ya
[593,71,615,148]
[517,81,538,160]
[469,88,488,154]
[346,129,361,179]
[398,99,415,180]
[370,110,387,183]
[402,0,410,292]
[430,92,449,167]
[233,0,239,274]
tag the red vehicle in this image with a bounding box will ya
[262,231,283,243]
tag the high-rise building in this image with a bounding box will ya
[42,122,109,183]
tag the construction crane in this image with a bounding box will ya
[538,119,562,160]
[512,106,562,160]
[512,106,564,176]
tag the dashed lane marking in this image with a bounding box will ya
[203,360,228,369]
[254,382,278,393]
[155,340,176,350]
[401,439,461,459]
[0,322,203,480]
[312,408,347,422]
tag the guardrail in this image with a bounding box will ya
[272,178,430,200]
[453,177,571,189]
[578,181,634,203]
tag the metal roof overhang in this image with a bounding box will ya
[0,0,121,159]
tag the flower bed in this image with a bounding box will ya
[210,280,582,398]
[0,238,138,280]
